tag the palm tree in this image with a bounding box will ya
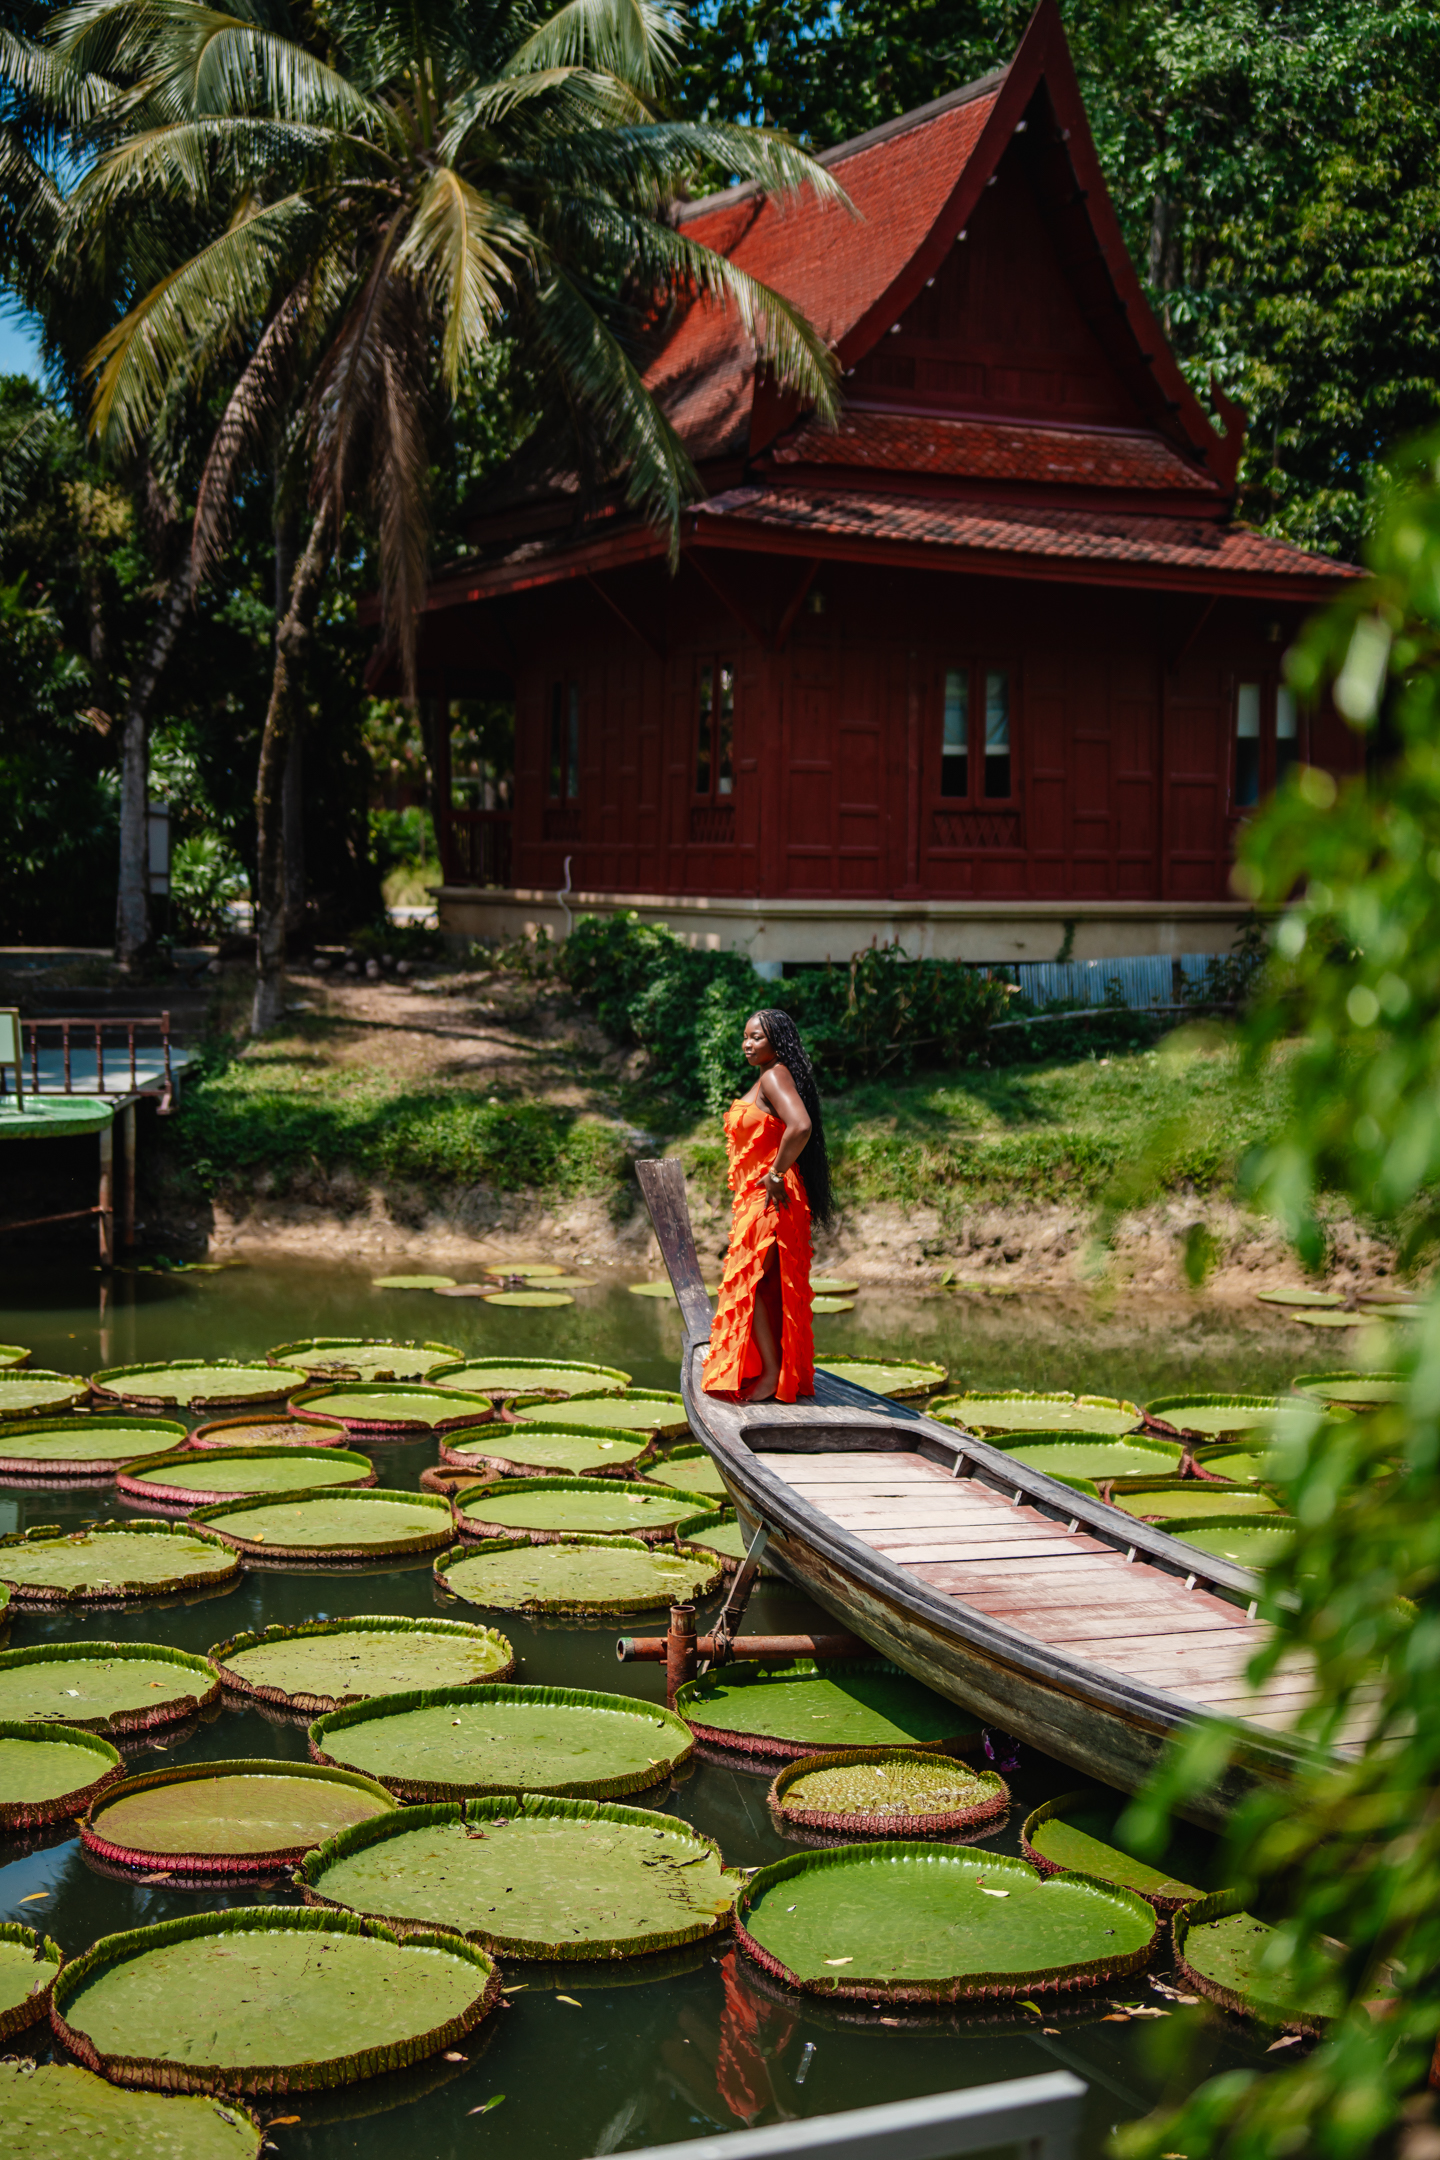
[55,0,843,1029]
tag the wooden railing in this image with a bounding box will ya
[0,1015,175,1100]
[441,811,512,889]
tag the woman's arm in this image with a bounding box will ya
[757,1061,812,1209]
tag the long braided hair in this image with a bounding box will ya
[750,1008,834,1227]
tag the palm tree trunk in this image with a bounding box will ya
[114,555,198,969]
[252,517,329,1033]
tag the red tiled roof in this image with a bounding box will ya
[767,410,1219,493]
[691,485,1358,594]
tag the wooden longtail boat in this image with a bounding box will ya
[639,1162,1365,1828]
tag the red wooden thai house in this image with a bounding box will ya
[415,0,1359,971]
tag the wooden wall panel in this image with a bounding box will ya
[1162,657,1229,898]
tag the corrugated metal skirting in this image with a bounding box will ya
[1009,954,1215,1009]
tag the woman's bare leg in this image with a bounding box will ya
[745,1245,782,1402]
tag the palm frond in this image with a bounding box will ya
[68,115,337,214]
[503,115,852,216]
[508,0,684,100]
[53,1,377,130]
[0,25,120,126]
[192,286,303,583]
[394,167,528,394]
[441,65,649,164]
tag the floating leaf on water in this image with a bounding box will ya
[0,1639,219,1734]
[1361,1303,1422,1321]
[291,1383,498,1435]
[0,1522,238,1603]
[810,1280,860,1296]
[90,1362,307,1411]
[430,1360,630,1401]
[0,1347,31,1371]
[1289,1311,1368,1329]
[1290,1370,1404,1408]
[676,1661,976,1763]
[644,1446,728,1500]
[442,1421,654,1480]
[1109,1482,1280,1524]
[0,2060,256,2155]
[1002,1436,1182,1485]
[0,1371,90,1418]
[676,1518,775,1574]
[512,1390,690,1440]
[454,1477,719,1546]
[189,1413,351,1451]
[209,1615,514,1716]
[1174,1891,1345,2031]
[1162,1515,1297,1568]
[0,1925,63,2043]
[482,1263,564,1279]
[0,1722,123,1833]
[770,1747,1006,1837]
[309,1682,695,1803]
[817,1359,947,1400]
[267,1339,461,1380]
[299,1793,735,1960]
[118,1447,375,1508]
[50,1907,499,2095]
[1144,1394,1291,1441]
[83,1759,395,1876]
[736,1845,1157,2001]
[0,1415,187,1476]
[1021,1794,1202,1913]
[482,1292,575,1309]
[1190,1443,1282,1488]
[436,1535,720,1616]
[931,1390,1141,1436]
[812,1298,855,1315]
[1254,1288,1344,1309]
[627,1282,679,1299]
[372,1274,457,1290]
[194,1488,454,1563]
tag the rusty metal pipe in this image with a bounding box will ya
[619,1631,865,1666]
[664,1603,697,1707]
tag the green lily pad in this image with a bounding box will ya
[1291,1370,1404,1408]
[292,1383,496,1434]
[51,1907,498,2094]
[1002,1435,1183,1484]
[1164,1515,1297,1567]
[1256,1287,1344,1308]
[267,1338,462,1380]
[0,1370,89,1417]
[1290,1310,1367,1328]
[194,1488,454,1562]
[810,1279,860,1296]
[628,1281,681,1299]
[1175,1890,1343,2029]
[436,1535,721,1615]
[0,1640,220,1733]
[190,1413,351,1449]
[0,1415,187,1476]
[932,1391,1142,1436]
[430,1360,630,1400]
[119,1447,375,1506]
[0,1522,238,1602]
[454,1476,719,1544]
[0,1722,123,1830]
[1145,1394,1289,1440]
[1021,1794,1202,1912]
[1192,1442,1282,1486]
[1109,1482,1280,1523]
[372,1274,457,1290]
[0,1923,63,2038]
[1362,1302,1422,1321]
[512,1389,690,1440]
[83,1759,396,1875]
[812,1297,855,1314]
[645,1446,729,1499]
[442,1422,653,1480]
[209,1615,515,1716]
[675,1661,975,1762]
[309,1682,695,1802]
[676,1517,774,1573]
[90,1362,306,1410]
[736,1845,1158,2001]
[0,2061,262,2158]
[0,1347,30,1370]
[483,1291,575,1308]
[770,1748,1007,1837]
[817,1359,947,1399]
[483,1262,565,1278]
[300,1794,734,1959]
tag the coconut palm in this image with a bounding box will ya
[52,0,843,1028]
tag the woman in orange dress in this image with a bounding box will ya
[702,1008,833,1404]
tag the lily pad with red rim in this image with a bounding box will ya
[0,1721,123,1831]
[90,1362,305,1411]
[1001,1435,1184,1486]
[0,1521,238,1602]
[0,1370,89,1418]
[267,1338,462,1380]
[511,1389,689,1440]
[193,1488,454,1563]
[1021,1792,1202,1913]
[1174,1889,1344,2030]
[299,1793,734,1960]
[308,1681,694,1802]
[440,1421,654,1480]
[453,1476,720,1545]
[769,1747,1005,1839]
[1191,1442,1283,1487]
[0,2060,262,2157]
[429,1359,630,1400]
[816,1359,947,1399]
[1290,1370,1405,1409]
[675,1660,975,1763]
[49,1905,499,2095]
[208,1614,515,1717]
[0,1639,220,1733]
[435,1535,721,1615]
[290,1383,497,1435]
[82,1758,397,1877]
[189,1412,351,1450]
[119,1447,376,1509]
[932,1390,1142,1436]
[1144,1393,1291,1441]
[0,1922,63,2039]
[0,1415,187,1477]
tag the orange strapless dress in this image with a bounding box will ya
[702,1098,814,1402]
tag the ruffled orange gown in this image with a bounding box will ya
[702,1098,814,1402]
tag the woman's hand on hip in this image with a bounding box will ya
[761,1169,789,1210]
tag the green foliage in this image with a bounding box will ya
[1117,438,1440,2157]
[168,833,247,942]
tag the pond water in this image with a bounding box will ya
[0,1259,1336,2159]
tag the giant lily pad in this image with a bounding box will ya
[675,1661,975,1763]
[0,2061,261,2158]
[1174,1889,1342,2030]
[0,1415,187,1477]
[1021,1794,1202,1913]
[1145,1394,1290,1441]
[0,1640,220,1733]
[769,1748,1006,1839]
[1292,1370,1405,1408]
[0,1721,123,1830]
[1002,1436,1183,1485]
[0,1346,30,1370]
[194,1488,454,1563]
[454,1476,719,1545]
[189,1412,350,1450]
[812,1297,854,1314]
[209,1615,515,1716]
[1192,1442,1283,1487]
[91,1362,306,1410]
[435,1535,720,1615]
[119,1446,375,1508]
[0,1370,89,1418]
[482,1290,574,1308]
[512,1389,690,1440]
[1290,1310,1368,1329]
[372,1274,456,1290]
[1109,1481,1280,1524]
[932,1391,1142,1436]
[440,1421,654,1480]
[1163,1515,1297,1568]
[268,1338,461,1380]
[50,1906,499,2095]
[0,1521,238,1602]
[0,1922,62,2038]
[811,1279,860,1296]
[299,1793,734,1959]
[430,1359,630,1401]
[482,1262,564,1278]
[644,1445,728,1499]
[1256,1287,1344,1308]
[677,1517,774,1575]
[736,1845,1158,2002]
[817,1359,946,1400]
[82,1759,396,1876]
[309,1682,695,1802]
[290,1383,497,1435]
